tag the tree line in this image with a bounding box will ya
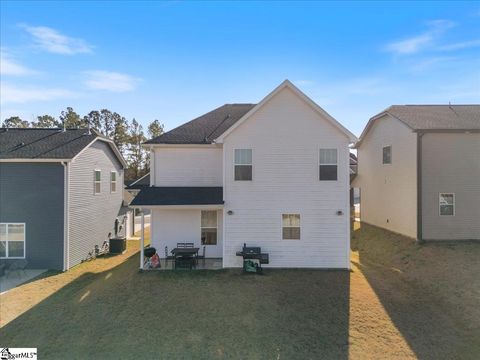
[1,108,164,181]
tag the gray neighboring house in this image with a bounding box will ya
[353,105,480,241]
[0,128,126,270]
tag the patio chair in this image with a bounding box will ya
[177,243,194,248]
[164,246,175,269]
[196,246,206,266]
[175,255,195,270]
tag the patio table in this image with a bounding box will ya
[171,248,200,257]
[171,248,199,270]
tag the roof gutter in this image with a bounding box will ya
[0,159,71,163]
[61,161,71,271]
[416,132,424,243]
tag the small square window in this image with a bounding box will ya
[94,170,101,194]
[282,214,300,240]
[201,210,217,245]
[383,146,392,164]
[0,223,25,258]
[439,193,455,216]
[234,149,252,181]
[110,171,117,193]
[320,149,337,181]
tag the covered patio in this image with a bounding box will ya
[130,186,225,271]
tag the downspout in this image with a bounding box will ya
[61,161,70,270]
[416,132,424,243]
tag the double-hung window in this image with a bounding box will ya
[282,214,300,240]
[0,223,26,258]
[201,210,217,245]
[319,149,338,181]
[439,193,455,216]
[234,149,252,181]
[94,170,101,194]
[110,171,117,193]
[383,146,392,164]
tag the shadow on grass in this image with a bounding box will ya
[1,252,350,359]
[352,223,479,360]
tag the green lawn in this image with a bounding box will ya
[1,224,479,359]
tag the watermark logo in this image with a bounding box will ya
[0,348,37,360]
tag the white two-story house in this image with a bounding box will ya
[132,80,357,268]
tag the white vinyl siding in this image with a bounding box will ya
[151,209,223,258]
[0,223,26,259]
[319,148,338,181]
[439,193,455,216]
[234,149,252,181]
[223,86,350,268]
[282,214,300,240]
[152,146,222,186]
[110,171,117,193]
[94,170,101,194]
[69,141,124,268]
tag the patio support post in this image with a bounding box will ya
[140,211,145,270]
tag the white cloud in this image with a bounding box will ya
[21,25,93,55]
[437,39,480,51]
[83,70,140,92]
[385,20,455,55]
[0,83,77,104]
[0,50,37,76]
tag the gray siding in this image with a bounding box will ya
[422,133,480,240]
[0,163,64,270]
[68,141,123,268]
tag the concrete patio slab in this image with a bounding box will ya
[0,269,47,295]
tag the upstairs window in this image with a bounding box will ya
[282,214,300,240]
[234,149,252,181]
[110,171,117,193]
[201,210,217,245]
[383,146,392,164]
[439,193,455,216]
[94,170,101,194]
[319,149,338,181]
[0,223,26,259]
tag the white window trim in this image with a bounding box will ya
[233,148,253,181]
[382,145,392,165]
[0,222,26,259]
[319,147,338,181]
[200,210,218,245]
[439,193,455,216]
[110,170,117,193]
[94,169,101,195]
[282,214,301,240]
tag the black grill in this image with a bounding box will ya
[236,243,269,273]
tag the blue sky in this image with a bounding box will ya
[1,1,479,136]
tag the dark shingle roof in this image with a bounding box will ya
[145,104,256,144]
[130,187,224,206]
[385,105,480,130]
[0,128,123,162]
[126,173,150,189]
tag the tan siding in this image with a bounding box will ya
[223,86,351,268]
[422,133,480,240]
[354,115,417,238]
[152,147,222,186]
[68,141,124,268]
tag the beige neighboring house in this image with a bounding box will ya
[353,105,480,241]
